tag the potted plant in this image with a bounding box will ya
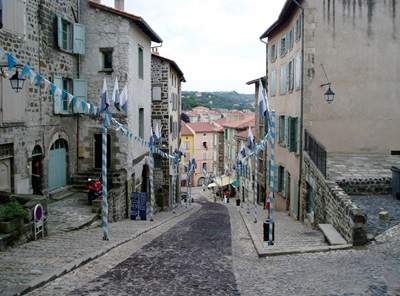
[0,200,29,233]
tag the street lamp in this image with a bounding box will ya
[321,63,335,103]
[9,68,25,93]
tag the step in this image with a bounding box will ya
[318,224,347,245]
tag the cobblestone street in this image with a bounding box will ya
[24,189,400,296]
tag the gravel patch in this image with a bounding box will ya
[350,195,400,237]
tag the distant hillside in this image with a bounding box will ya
[182,91,254,111]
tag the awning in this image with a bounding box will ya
[215,176,235,187]
[231,179,240,188]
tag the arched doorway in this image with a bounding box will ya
[32,145,43,195]
[48,139,68,191]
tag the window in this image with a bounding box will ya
[2,0,25,36]
[57,14,85,54]
[289,117,299,153]
[202,153,207,160]
[288,59,294,92]
[295,15,302,41]
[138,108,144,138]
[202,141,208,149]
[138,46,144,79]
[202,162,207,170]
[53,76,70,114]
[100,48,113,71]
[269,43,277,62]
[280,35,287,56]
[270,68,276,96]
[154,155,162,169]
[184,141,190,149]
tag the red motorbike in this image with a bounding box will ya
[86,177,102,205]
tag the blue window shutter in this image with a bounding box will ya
[57,14,63,49]
[284,116,289,146]
[73,79,87,102]
[285,32,290,53]
[274,165,279,191]
[53,76,62,114]
[73,23,85,54]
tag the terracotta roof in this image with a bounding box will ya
[88,1,163,43]
[181,121,193,136]
[235,127,256,140]
[186,122,216,133]
[222,114,255,129]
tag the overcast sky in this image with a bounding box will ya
[101,0,287,94]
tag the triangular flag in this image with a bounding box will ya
[100,77,109,113]
[119,85,128,115]
[112,77,120,109]
[7,53,17,70]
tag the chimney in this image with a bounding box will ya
[151,47,160,56]
[115,0,124,11]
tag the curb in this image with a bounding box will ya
[239,209,353,258]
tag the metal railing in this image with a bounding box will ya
[304,129,327,177]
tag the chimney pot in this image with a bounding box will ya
[115,0,124,11]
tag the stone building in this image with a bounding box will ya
[78,1,163,220]
[0,0,83,195]
[150,49,185,209]
[259,0,400,243]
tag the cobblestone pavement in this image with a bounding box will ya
[25,189,400,296]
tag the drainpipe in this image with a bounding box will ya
[77,0,81,173]
[260,38,268,209]
[291,0,304,221]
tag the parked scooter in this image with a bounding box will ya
[86,176,102,205]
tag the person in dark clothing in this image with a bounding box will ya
[32,161,42,195]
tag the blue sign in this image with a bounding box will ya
[139,192,147,220]
[131,192,139,220]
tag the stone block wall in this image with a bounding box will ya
[336,177,392,196]
[302,154,367,245]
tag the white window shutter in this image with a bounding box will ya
[53,76,62,114]
[73,23,85,54]
[153,87,161,101]
[295,52,301,89]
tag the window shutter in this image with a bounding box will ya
[153,87,161,101]
[284,116,289,146]
[297,117,301,153]
[275,115,280,144]
[295,52,301,89]
[73,79,87,102]
[274,165,279,191]
[280,65,287,95]
[282,168,286,197]
[285,32,290,54]
[289,117,296,152]
[57,14,63,49]
[271,68,276,96]
[53,76,62,114]
[73,23,85,54]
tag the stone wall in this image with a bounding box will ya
[302,154,367,245]
[336,177,392,196]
